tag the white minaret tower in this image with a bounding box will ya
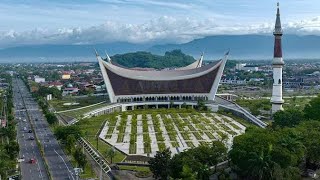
[271,2,284,114]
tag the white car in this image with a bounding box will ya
[18,155,25,162]
[22,119,26,122]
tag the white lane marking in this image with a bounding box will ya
[36,158,43,179]
[54,149,75,180]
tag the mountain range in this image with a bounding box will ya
[0,34,320,62]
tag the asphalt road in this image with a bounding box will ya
[13,78,49,180]
[14,78,76,180]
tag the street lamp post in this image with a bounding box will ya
[99,156,103,180]
[96,136,99,150]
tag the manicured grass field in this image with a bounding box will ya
[58,103,108,119]
[50,95,107,111]
[76,114,126,163]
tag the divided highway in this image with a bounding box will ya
[14,78,76,180]
[14,78,49,180]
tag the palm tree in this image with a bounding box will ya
[247,144,276,180]
[0,150,11,179]
[106,147,116,164]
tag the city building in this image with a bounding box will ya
[62,74,71,80]
[62,87,79,96]
[236,63,259,72]
[271,3,285,114]
[221,79,247,85]
[34,76,45,83]
[48,81,63,90]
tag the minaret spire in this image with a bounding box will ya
[274,2,282,36]
[271,2,284,114]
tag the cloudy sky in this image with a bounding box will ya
[0,0,320,48]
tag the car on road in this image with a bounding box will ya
[29,158,36,164]
[22,119,26,122]
[29,136,34,140]
[35,118,38,121]
[23,127,27,131]
[28,130,32,133]
[18,155,25,162]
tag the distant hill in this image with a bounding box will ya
[110,49,195,69]
[0,42,150,59]
[148,34,320,59]
[0,34,320,62]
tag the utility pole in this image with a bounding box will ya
[99,156,103,180]
[96,136,99,150]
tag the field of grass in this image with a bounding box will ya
[118,165,150,172]
[59,103,108,119]
[235,96,313,117]
[50,95,107,111]
[76,114,126,163]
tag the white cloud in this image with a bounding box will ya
[1,16,320,48]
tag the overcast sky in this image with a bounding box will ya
[0,0,319,48]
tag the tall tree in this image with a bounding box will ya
[229,128,303,180]
[297,121,320,170]
[149,148,171,180]
[0,149,11,179]
[304,95,320,121]
[45,113,58,124]
[169,142,227,179]
[73,148,87,169]
[65,135,76,154]
[105,148,116,164]
[272,108,304,128]
[4,141,19,159]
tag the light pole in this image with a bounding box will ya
[99,156,103,180]
[96,136,99,150]
[74,168,82,180]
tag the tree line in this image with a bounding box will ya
[149,141,228,180]
[31,85,60,125]
[0,74,19,179]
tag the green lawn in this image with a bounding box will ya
[235,97,313,117]
[58,103,108,119]
[118,165,150,172]
[76,114,126,163]
[50,95,107,111]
